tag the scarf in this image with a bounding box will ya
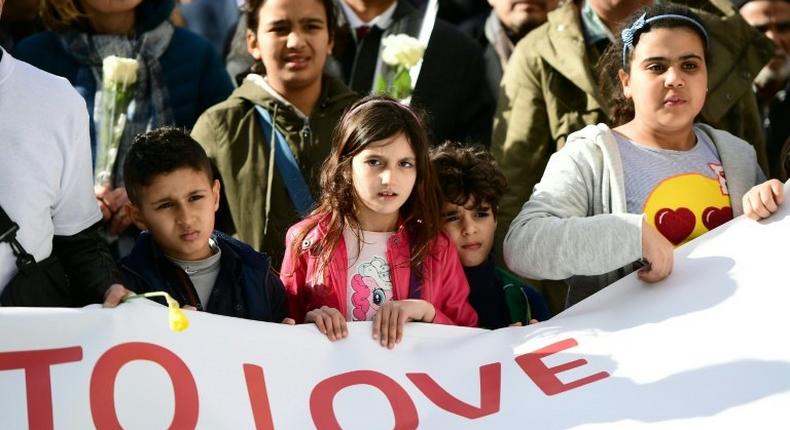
[57,20,175,185]
[484,12,514,73]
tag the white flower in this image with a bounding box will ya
[380,34,426,69]
[102,55,139,87]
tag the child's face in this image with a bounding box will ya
[351,133,417,232]
[246,0,333,94]
[619,27,707,133]
[128,168,220,261]
[442,199,496,267]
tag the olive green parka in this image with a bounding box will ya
[192,75,358,266]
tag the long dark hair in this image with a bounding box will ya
[292,96,443,280]
[598,4,711,126]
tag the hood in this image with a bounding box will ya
[232,73,357,132]
[234,73,356,110]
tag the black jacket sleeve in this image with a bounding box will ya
[52,221,121,305]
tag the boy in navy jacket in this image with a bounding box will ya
[121,127,288,322]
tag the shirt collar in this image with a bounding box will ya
[339,0,398,31]
[580,0,615,46]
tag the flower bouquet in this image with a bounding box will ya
[94,55,138,187]
[375,34,426,103]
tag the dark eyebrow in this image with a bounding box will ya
[465,204,492,212]
[442,209,459,216]
[755,21,790,33]
[641,54,703,63]
[151,189,207,206]
[264,19,289,27]
[151,197,172,206]
[301,18,325,25]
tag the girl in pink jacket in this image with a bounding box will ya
[280,96,478,348]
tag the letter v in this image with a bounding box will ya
[407,362,501,419]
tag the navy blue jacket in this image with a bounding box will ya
[464,254,552,329]
[121,231,287,322]
[13,0,232,134]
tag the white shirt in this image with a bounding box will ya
[0,49,102,292]
[338,0,398,92]
[338,1,398,37]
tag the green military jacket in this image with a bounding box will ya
[191,75,358,266]
[491,0,773,313]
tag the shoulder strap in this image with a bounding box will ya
[254,105,315,217]
[0,205,36,268]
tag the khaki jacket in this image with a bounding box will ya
[191,76,358,266]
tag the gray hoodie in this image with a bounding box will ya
[504,123,765,307]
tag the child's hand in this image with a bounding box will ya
[508,319,539,327]
[95,185,133,233]
[102,284,133,308]
[640,219,674,283]
[281,318,296,325]
[95,184,114,222]
[372,299,436,349]
[305,306,347,341]
[743,179,785,221]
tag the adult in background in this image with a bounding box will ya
[328,0,496,146]
[14,0,233,253]
[0,0,40,51]
[491,0,774,312]
[736,0,790,178]
[462,0,558,100]
[176,0,240,56]
[0,0,129,307]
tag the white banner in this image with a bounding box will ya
[2,187,790,429]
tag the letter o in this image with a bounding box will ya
[310,370,418,430]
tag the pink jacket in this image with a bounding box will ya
[280,214,478,327]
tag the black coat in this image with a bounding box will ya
[328,0,496,147]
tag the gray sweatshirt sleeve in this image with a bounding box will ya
[503,139,644,280]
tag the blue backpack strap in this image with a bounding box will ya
[254,105,315,217]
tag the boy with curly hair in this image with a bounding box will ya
[430,142,550,328]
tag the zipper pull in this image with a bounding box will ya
[301,120,311,144]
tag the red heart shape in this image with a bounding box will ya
[654,208,696,245]
[702,206,733,231]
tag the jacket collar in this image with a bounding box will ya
[308,212,412,240]
[235,74,356,121]
[534,2,605,110]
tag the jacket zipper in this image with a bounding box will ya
[301,119,312,149]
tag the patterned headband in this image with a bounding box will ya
[621,13,709,66]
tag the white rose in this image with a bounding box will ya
[380,34,426,69]
[102,55,139,86]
